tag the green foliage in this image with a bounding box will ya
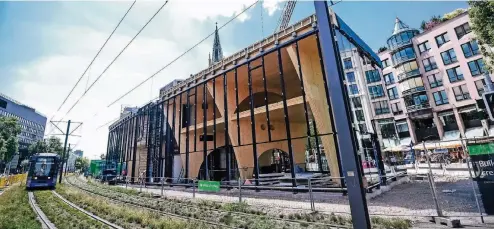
[378,46,388,53]
[0,185,41,229]
[443,8,466,20]
[75,157,90,171]
[0,116,21,162]
[46,136,63,155]
[28,140,48,156]
[469,0,494,71]
[371,217,412,229]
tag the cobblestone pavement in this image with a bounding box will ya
[118,177,493,228]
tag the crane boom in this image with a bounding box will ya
[276,0,297,31]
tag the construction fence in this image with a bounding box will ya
[0,173,27,189]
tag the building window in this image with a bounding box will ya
[355,110,365,121]
[362,57,371,65]
[418,41,431,54]
[435,32,450,47]
[352,97,362,108]
[455,22,471,39]
[384,73,395,85]
[358,123,367,133]
[391,47,416,65]
[373,100,390,115]
[343,58,353,69]
[368,85,385,98]
[391,102,403,115]
[433,90,449,106]
[0,99,6,109]
[382,58,390,68]
[475,79,486,96]
[422,57,438,72]
[461,40,480,58]
[446,66,464,83]
[452,84,471,101]
[427,74,443,88]
[441,48,458,65]
[388,87,399,100]
[365,70,381,83]
[349,84,359,95]
[346,72,356,83]
[468,58,486,76]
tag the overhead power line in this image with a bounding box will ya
[91,0,259,131]
[61,0,170,119]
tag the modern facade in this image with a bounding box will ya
[0,93,47,153]
[105,9,382,188]
[375,12,492,153]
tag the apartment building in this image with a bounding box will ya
[375,11,491,152]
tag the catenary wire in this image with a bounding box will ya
[61,0,170,119]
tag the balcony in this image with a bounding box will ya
[388,40,413,53]
[407,102,433,119]
[397,69,421,82]
[392,55,416,68]
[401,86,426,96]
[415,127,440,142]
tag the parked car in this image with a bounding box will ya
[101,169,117,185]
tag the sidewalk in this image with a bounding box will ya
[121,183,493,227]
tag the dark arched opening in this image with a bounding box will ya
[258,149,291,174]
[198,145,239,182]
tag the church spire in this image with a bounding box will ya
[211,22,223,65]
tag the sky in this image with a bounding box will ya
[0,0,469,159]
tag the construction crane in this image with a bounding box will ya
[275,0,297,32]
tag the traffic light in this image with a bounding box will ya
[483,91,494,121]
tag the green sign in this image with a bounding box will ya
[198,180,220,192]
[467,143,494,156]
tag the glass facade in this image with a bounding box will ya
[391,47,416,66]
[387,30,419,51]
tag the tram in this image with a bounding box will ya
[26,153,61,190]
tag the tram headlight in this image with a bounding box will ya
[48,177,51,180]
[34,177,37,180]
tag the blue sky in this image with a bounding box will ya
[0,1,469,158]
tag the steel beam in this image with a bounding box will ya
[247,61,260,187]
[314,2,371,228]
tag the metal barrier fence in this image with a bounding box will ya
[0,173,27,189]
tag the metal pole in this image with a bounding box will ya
[224,73,231,183]
[238,177,242,202]
[261,55,272,142]
[59,120,71,184]
[192,178,196,198]
[461,138,484,223]
[64,144,71,176]
[203,83,209,180]
[161,177,164,197]
[309,177,315,211]
[314,2,370,228]
[247,61,260,188]
[423,141,443,217]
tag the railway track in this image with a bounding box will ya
[65,179,237,229]
[27,192,57,229]
[51,190,123,229]
[67,177,351,229]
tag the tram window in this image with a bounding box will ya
[30,158,55,177]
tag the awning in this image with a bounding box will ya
[458,105,477,114]
[489,128,494,137]
[465,127,485,139]
[443,130,460,141]
[413,140,462,150]
[383,137,412,152]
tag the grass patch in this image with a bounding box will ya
[35,190,109,229]
[57,185,207,229]
[372,217,412,229]
[0,185,41,229]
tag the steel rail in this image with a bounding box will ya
[69,177,351,229]
[64,179,237,229]
[28,192,57,229]
[51,191,123,229]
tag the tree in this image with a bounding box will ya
[469,0,494,71]
[46,136,63,155]
[100,154,106,160]
[377,46,388,53]
[28,140,48,156]
[0,117,21,162]
[75,157,90,171]
[20,159,29,173]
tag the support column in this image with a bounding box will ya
[406,118,418,144]
[433,112,445,140]
[453,108,466,138]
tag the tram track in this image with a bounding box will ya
[64,178,237,228]
[51,190,123,229]
[27,192,57,229]
[67,177,351,229]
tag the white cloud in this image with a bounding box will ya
[7,0,273,160]
[263,0,285,16]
